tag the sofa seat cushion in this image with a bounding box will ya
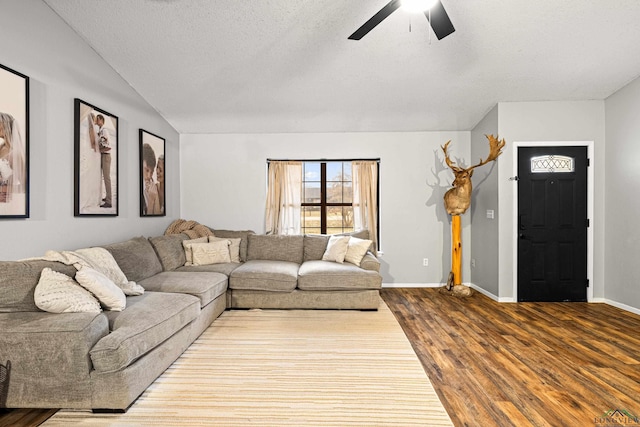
[176,262,241,276]
[138,272,227,307]
[89,291,199,373]
[297,260,382,291]
[230,260,298,292]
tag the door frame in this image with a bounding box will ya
[511,141,594,302]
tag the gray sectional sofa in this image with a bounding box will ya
[0,228,381,411]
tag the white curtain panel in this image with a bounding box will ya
[265,161,302,235]
[352,161,378,251]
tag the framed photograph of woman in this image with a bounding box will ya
[139,129,165,217]
[74,99,118,216]
[0,63,29,218]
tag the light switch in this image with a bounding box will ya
[486,210,494,219]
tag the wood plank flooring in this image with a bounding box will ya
[0,409,56,427]
[381,287,640,427]
[3,287,640,426]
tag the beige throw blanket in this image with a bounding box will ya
[164,219,214,239]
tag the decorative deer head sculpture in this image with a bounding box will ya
[442,134,505,215]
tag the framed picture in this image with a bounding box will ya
[74,99,118,216]
[139,129,165,217]
[0,63,29,218]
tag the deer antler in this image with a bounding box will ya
[467,134,505,172]
[441,140,463,172]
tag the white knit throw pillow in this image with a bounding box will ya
[34,268,102,314]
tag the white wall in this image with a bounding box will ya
[470,106,500,297]
[180,131,470,284]
[496,101,606,301]
[0,1,180,260]
[604,76,640,312]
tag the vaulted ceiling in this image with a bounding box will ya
[44,0,640,134]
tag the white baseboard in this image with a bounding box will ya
[467,284,500,301]
[604,299,640,316]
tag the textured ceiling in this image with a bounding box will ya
[44,0,640,134]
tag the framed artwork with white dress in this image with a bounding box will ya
[74,98,118,216]
[0,63,29,218]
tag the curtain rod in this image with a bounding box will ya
[267,158,380,163]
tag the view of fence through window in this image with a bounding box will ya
[302,161,353,235]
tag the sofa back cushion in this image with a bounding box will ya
[0,260,77,312]
[342,229,370,240]
[246,234,304,264]
[212,229,255,262]
[303,235,330,261]
[148,234,188,271]
[101,237,163,282]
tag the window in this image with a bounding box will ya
[266,158,380,246]
[301,161,353,235]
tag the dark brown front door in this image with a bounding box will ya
[517,146,588,302]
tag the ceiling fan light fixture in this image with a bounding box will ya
[401,0,438,13]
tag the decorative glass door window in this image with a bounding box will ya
[530,155,574,173]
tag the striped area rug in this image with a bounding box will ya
[44,299,452,426]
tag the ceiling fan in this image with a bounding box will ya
[348,0,455,41]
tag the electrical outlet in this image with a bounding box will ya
[422,258,429,267]
[471,259,476,268]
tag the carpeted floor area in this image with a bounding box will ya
[43,299,452,426]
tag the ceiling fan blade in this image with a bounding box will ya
[424,1,455,40]
[348,0,401,40]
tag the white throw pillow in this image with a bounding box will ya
[209,236,242,263]
[190,241,231,265]
[344,237,374,267]
[322,235,351,264]
[75,267,126,311]
[74,247,129,288]
[182,237,209,266]
[34,268,102,314]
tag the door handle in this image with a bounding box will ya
[518,215,527,230]
[519,234,530,240]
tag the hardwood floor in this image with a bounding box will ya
[381,287,640,427]
[0,409,56,427]
[3,287,640,426]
